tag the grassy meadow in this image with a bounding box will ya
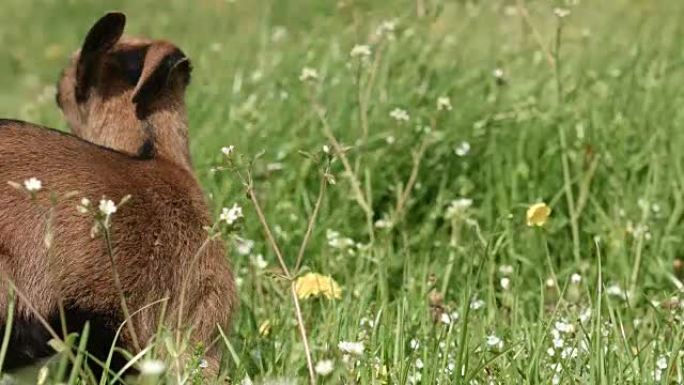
[3,0,684,383]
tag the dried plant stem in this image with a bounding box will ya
[103,227,141,352]
[356,70,370,147]
[575,155,600,220]
[356,43,384,147]
[295,165,329,271]
[416,0,426,17]
[290,282,316,381]
[393,137,431,224]
[516,0,583,264]
[311,103,375,243]
[515,0,556,69]
[245,180,316,385]
[550,19,582,265]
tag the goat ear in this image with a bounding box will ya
[75,12,126,102]
[131,43,191,115]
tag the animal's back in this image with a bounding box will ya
[0,119,216,316]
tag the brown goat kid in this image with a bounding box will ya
[0,13,235,378]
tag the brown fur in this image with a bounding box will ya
[57,15,192,170]
[0,13,235,377]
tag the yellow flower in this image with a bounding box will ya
[258,320,271,337]
[526,202,551,227]
[295,273,342,300]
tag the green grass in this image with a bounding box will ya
[3,0,684,383]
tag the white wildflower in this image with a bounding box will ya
[350,44,372,59]
[221,145,235,157]
[454,141,471,156]
[250,254,267,270]
[415,358,424,369]
[375,20,397,38]
[437,96,452,111]
[322,145,331,154]
[500,277,511,290]
[571,273,582,284]
[606,284,628,300]
[271,26,288,42]
[493,68,504,79]
[77,198,91,214]
[250,70,263,83]
[338,341,364,356]
[407,372,422,385]
[299,67,319,82]
[235,237,255,255]
[359,317,375,328]
[315,359,334,376]
[579,308,592,324]
[654,369,662,382]
[446,198,473,219]
[498,264,514,275]
[470,298,485,310]
[555,320,575,334]
[452,198,473,210]
[654,355,667,382]
[220,203,243,225]
[553,8,571,18]
[23,177,42,192]
[99,199,117,216]
[389,108,410,122]
[410,338,420,350]
[486,335,503,350]
[561,346,578,359]
[326,229,355,249]
[552,329,564,349]
[440,312,451,325]
[374,218,392,229]
[140,359,165,376]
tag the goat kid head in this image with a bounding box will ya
[57,13,193,170]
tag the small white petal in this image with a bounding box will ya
[338,341,364,356]
[314,359,334,376]
[140,359,165,376]
[23,177,42,192]
[99,199,117,216]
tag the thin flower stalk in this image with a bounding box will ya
[102,226,141,352]
[245,172,317,385]
[393,137,433,224]
[310,99,375,243]
[295,163,330,271]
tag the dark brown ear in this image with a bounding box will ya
[75,12,126,102]
[131,43,191,117]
